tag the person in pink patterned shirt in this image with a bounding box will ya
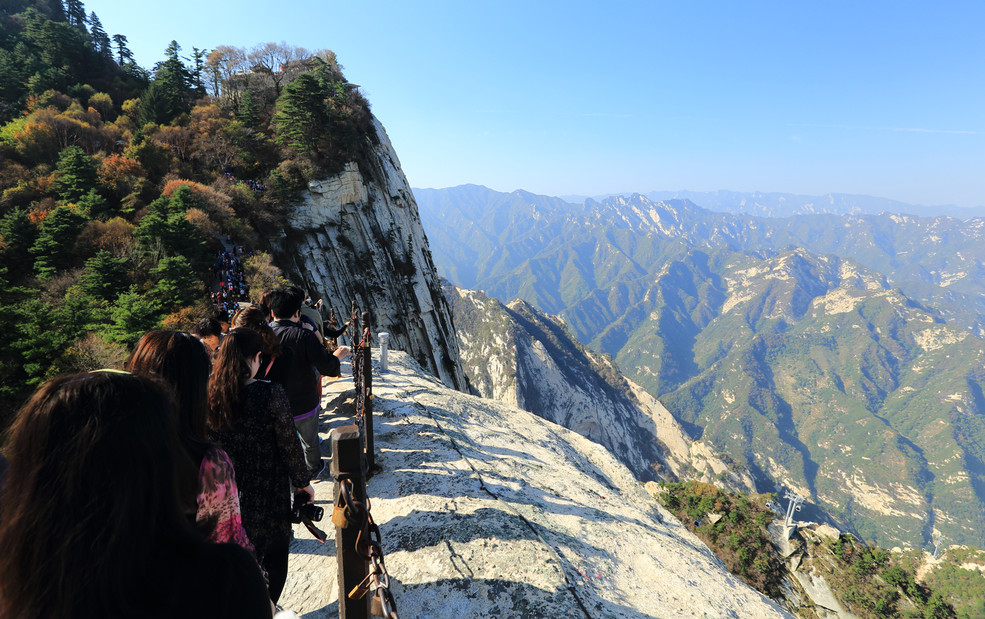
[127,330,254,553]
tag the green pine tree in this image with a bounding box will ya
[81,250,129,301]
[272,71,331,156]
[51,145,99,202]
[30,205,86,279]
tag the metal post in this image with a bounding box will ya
[783,491,804,528]
[378,332,390,372]
[331,425,370,619]
[361,312,374,473]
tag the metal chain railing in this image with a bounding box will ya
[338,478,399,618]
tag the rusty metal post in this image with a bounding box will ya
[361,312,374,472]
[331,425,370,619]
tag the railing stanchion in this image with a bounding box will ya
[361,312,374,472]
[331,425,370,619]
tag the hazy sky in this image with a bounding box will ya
[82,0,985,206]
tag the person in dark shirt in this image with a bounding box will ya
[267,289,349,475]
[0,371,271,619]
[208,328,313,604]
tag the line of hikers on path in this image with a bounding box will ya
[0,285,358,618]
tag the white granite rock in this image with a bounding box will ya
[279,351,791,618]
[270,116,469,392]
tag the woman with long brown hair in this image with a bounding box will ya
[0,371,270,618]
[208,327,313,604]
[126,330,253,551]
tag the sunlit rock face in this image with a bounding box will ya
[280,351,790,618]
[445,285,756,494]
[269,116,468,392]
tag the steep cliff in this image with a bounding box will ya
[267,116,468,392]
[446,284,755,493]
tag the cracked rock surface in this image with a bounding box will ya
[280,351,791,618]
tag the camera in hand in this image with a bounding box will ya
[291,491,324,524]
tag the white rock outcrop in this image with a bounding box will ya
[447,286,755,493]
[269,116,468,391]
[280,351,790,618]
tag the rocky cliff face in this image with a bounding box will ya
[445,284,755,493]
[267,117,468,392]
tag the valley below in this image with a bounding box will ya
[418,185,985,551]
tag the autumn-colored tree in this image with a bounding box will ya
[87,92,114,120]
[189,103,243,172]
[98,153,145,199]
[205,45,247,98]
[244,251,289,299]
[248,42,310,97]
[154,124,193,162]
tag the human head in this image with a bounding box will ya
[192,318,223,353]
[0,371,197,617]
[209,308,231,333]
[288,285,309,307]
[231,305,281,357]
[208,328,265,429]
[267,288,301,321]
[126,330,212,460]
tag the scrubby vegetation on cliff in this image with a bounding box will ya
[656,481,973,618]
[0,0,372,425]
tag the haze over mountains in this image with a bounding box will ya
[415,184,985,550]
[557,189,985,220]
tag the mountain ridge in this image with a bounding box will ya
[416,185,985,549]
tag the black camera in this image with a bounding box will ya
[291,491,324,524]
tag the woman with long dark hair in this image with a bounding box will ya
[231,305,292,384]
[208,327,313,604]
[126,330,253,551]
[0,371,270,618]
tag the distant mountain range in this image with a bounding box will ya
[557,189,985,219]
[415,184,985,550]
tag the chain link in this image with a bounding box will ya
[339,478,400,618]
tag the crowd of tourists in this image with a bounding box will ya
[224,171,267,192]
[211,247,251,319]
[0,286,353,618]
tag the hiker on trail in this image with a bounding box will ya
[267,289,349,476]
[232,305,293,386]
[126,330,255,554]
[208,328,313,605]
[193,317,223,355]
[0,371,271,618]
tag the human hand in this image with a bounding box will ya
[334,346,350,360]
[299,485,314,504]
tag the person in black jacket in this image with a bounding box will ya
[267,289,349,475]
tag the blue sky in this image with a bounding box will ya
[83,1,985,206]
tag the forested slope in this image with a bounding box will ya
[0,0,372,425]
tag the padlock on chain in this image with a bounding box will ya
[332,490,350,529]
